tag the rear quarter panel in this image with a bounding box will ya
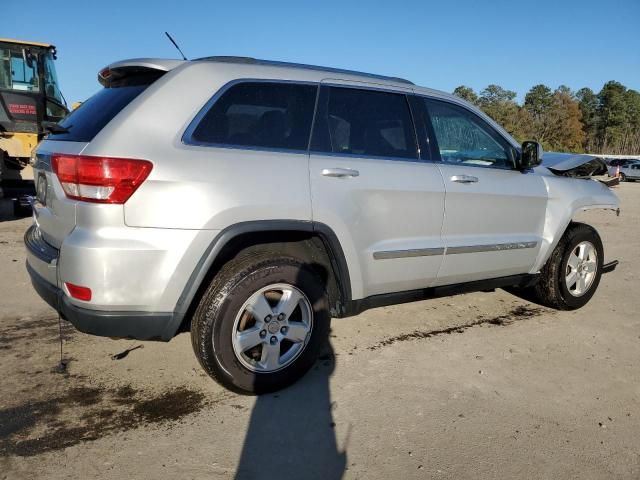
[82,62,316,230]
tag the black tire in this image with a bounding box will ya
[510,222,604,310]
[191,251,330,394]
[619,173,626,182]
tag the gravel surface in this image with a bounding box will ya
[0,183,638,479]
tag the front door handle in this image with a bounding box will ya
[450,174,478,184]
[322,168,360,178]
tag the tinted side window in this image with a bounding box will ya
[312,86,418,160]
[191,82,317,151]
[424,98,517,169]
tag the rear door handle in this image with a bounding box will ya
[450,175,478,184]
[322,168,360,178]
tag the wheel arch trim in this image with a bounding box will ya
[162,220,352,340]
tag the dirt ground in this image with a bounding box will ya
[0,183,638,480]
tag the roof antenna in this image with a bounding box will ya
[164,32,188,60]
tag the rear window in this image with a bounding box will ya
[189,82,318,152]
[311,86,418,160]
[46,85,147,142]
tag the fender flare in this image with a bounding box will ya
[161,220,352,340]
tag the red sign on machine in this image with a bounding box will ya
[8,103,37,115]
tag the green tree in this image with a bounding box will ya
[446,80,639,155]
[524,84,554,117]
[597,81,629,152]
[521,85,584,151]
[550,87,585,152]
[576,87,599,151]
[452,85,478,104]
[477,85,529,141]
[524,84,554,145]
[623,89,640,153]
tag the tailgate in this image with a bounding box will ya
[31,139,87,249]
[30,58,178,248]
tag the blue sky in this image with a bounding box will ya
[4,0,639,103]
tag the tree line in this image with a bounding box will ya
[452,81,640,155]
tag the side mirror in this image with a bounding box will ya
[520,141,543,170]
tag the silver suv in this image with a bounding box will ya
[26,57,620,393]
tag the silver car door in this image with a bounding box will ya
[308,83,446,300]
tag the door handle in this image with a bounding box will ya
[450,175,478,184]
[322,168,360,178]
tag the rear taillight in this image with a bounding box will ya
[51,154,152,204]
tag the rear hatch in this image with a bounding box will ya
[32,60,179,249]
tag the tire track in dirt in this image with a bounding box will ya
[368,304,547,350]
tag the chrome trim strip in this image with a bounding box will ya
[373,247,445,260]
[373,241,537,260]
[446,241,538,255]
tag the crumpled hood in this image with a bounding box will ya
[539,152,608,177]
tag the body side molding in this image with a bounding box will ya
[372,241,537,260]
[373,247,445,260]
[445,241,538,255]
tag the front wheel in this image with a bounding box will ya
[512,223,604,310]
[191,252,330,394]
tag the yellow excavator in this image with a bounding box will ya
[0,38,68,213]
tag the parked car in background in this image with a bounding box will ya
[612,161,640,182]
[25,56,620,393]
[607,158,640,177]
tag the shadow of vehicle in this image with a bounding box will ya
[234,260,347,480]
[235,339,346,480]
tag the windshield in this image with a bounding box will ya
[44,52,65,104]
[0,47,39,92]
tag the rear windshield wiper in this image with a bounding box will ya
[42,121,70,134]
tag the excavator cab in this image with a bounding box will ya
[0,38,68,209]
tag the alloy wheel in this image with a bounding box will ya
[230,283,313,373]
[565,241,598,297]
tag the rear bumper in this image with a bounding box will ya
[24,221,205,341]
[26,260,176,341]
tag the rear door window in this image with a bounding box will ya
[189,82,318,152]
[46,85,147,142]
[311,86,418,160]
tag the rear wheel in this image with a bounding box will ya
[510,223,603,310]
[619,173,626,182]
[191,252,330,394]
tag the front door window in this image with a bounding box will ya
[424,98,517,169]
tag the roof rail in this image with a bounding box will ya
[195,56,414,85]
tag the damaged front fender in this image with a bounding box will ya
[530,173,619,273]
